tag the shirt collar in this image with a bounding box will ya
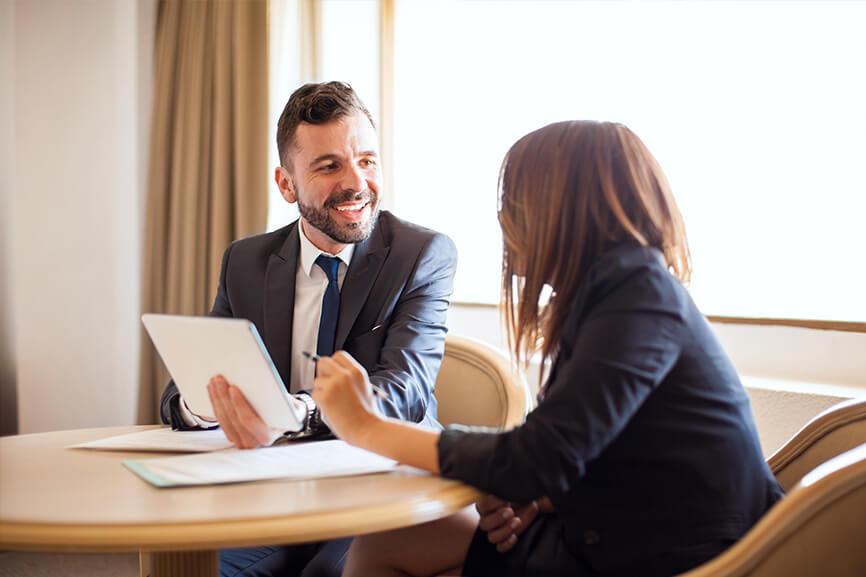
[298,220,355,278]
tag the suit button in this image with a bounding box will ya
[583,529,601,545]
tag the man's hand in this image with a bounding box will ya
[180,397,217,424]
[476,495,541,553]
[206,375,274,449]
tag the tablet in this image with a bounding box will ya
[141,314,303,432]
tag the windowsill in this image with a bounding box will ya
[741,375,865,400]
[448,305,866,395]
[517,369,866,403]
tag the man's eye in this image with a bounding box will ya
[360,158,377,168]
[319,163,338,172]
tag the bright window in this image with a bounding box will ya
[268,0,301,231]
[392,0,866,321]
[273,0,866,323]
[268,0,380,231]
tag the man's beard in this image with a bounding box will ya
[297,187,380,244]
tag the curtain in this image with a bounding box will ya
[138,0,269,424]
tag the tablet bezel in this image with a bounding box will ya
[141,314,303,432]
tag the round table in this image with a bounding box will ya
[0,426,481,576]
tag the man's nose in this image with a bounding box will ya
[342,163,366,193]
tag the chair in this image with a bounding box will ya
[434,335,531,429]
[677,442,866,577]
[767,398,866,491]
[672,398,866,576]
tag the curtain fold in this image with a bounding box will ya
[138,0,268,424]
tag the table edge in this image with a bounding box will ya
[0,483,482,552]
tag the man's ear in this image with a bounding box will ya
[274,166,297,204]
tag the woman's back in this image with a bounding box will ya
[440,243,782,576]
[539,243,784,575]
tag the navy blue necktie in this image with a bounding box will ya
[315,255,342,356]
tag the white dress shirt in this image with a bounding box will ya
[179,220,354,427]
[289,221,354,393]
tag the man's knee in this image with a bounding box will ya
[220,543,318,577]
[300,538,352,577]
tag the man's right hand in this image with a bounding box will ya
[475,494,541,553]
[206,375,276,449]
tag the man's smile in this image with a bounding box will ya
[332,200,372,223]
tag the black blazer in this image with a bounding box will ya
[161,211,458,429]
[439,244,783,577]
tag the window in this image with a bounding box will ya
[273,0,866,323]
[392,0,866,322]
[268,0,301,231]
[268,0,380,232]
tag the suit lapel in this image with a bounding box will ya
[264,222,299,389]
[335,223,390,350]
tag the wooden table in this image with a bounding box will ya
[0,426,481,577]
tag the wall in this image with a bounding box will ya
[6,0,154,434]
[447,304,866,456]
[0,0,17,436]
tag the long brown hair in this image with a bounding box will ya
[499,121,691,370]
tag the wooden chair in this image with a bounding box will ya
[767,398,866,491]
[434,335,531,429]
[677,442,866,577]
[673,398,866,576]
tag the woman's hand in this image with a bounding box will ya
[475,494,554,552]
[476,495,538,552]
[312,351,380,445]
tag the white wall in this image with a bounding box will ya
[7,0,154,434]
[447,304,866,456]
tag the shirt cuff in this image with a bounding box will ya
[178,396,219,429]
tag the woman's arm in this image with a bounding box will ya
[357,417,441,473]
[312,352,441,473]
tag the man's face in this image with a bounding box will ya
[275,112,382,249]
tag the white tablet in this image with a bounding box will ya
[141,314,303,432]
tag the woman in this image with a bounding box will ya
[312,121,783,577]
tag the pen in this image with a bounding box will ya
[302,351,390,399]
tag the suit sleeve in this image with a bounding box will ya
[159,243,235,429]
[368,233,458,425]
[437,279,685,501]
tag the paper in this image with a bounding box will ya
[123,439,398,487]
[70,427,234,453]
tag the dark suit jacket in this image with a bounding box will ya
[160,210,458,430]
[439,244,783,577]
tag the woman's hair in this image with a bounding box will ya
[498,120,691,370]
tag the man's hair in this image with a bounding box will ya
[276,81,375,168]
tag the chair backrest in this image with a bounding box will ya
[767,398,866,491]
[434,335,530,429]
[677,442,866,577]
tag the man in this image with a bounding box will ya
[159,81,457,577]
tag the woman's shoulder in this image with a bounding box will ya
[582,244,689,317]
[553,244,692,356]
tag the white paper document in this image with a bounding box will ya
[123,439,398,487]
[70,427,234,453]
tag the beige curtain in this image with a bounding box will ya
[138,0,269,424]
